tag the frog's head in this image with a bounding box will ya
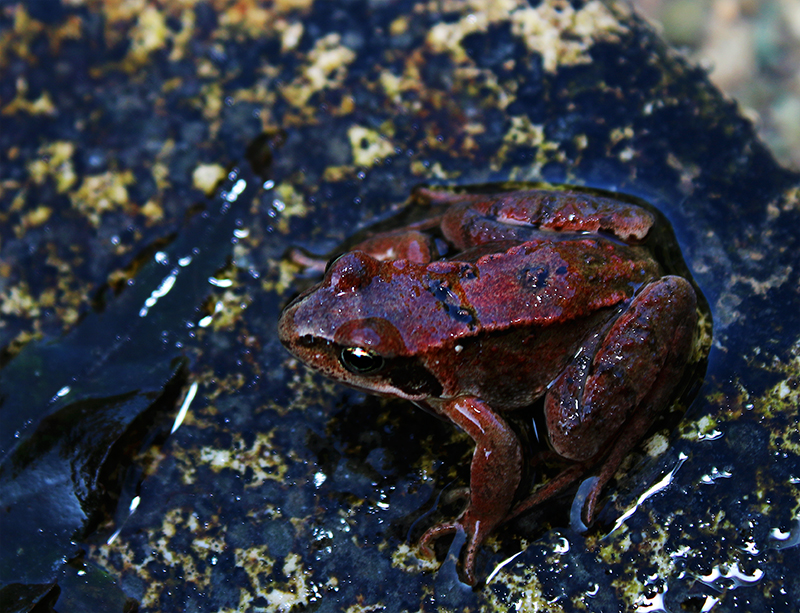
[278,251,444,401]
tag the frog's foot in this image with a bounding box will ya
[507,462,587,522]
[441,486,470,506]
[418,513,490,585]
[418,521,458,559]
[286,247,329,273]
[578,363,692,525]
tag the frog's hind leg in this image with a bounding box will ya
[546,275,698,525]
[580,276,696,523]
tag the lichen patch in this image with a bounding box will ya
[70,170,135,227]
[26,141,77,193]
[348,125,396,167]
[425,0,625,72]
[281,33,357,107]
[192,163,228,195]
[511,0,626,72]
[196,430,289,488]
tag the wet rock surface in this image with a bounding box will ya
[1,1,798,611]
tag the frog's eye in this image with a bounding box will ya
[340,347,385,375]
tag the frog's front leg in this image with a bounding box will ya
[419,396,523,585]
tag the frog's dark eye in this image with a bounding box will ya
[340,347,385,375]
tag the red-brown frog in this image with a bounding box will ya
[278,187,698,585]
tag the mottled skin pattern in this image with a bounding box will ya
[279,187,698,584]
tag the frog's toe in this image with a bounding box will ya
[419,522,459,557]
[418,518,486,585]
[461,534,481,585]
[443,486,470,505]
[581,478,604,526]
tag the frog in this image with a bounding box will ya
[277,186,698,585]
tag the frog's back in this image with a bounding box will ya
[280,239,659,364]
[454,238,660,331]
